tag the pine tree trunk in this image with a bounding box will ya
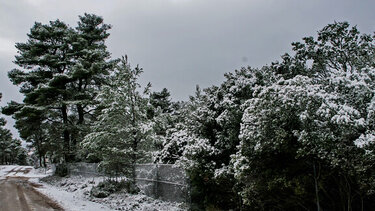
[39,155,42,167]
[74,78,85,150]
[61,104,70,162]
[43,155,46,168]
[77,79,84,125]
[77,104,84,125]
[131,87,137,183]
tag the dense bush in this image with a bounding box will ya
[55,163,69,177]
[90,179,139,198]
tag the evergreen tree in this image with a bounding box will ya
[234,22,375,210]
[157,21,375,210]
[158,67,276,210]
[82,56,153,181]
[0,93,28,165]
[147,88,177,153]
[149,88,172,116]
[69,13,114,149]
[5,14,113,163]
[0,114,14,164]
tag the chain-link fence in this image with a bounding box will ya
[67,162,102,176]
[66,162,189,203]
[135,163,189,203]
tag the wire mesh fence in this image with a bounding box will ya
[135,163,189,203]
[65,162,190,203]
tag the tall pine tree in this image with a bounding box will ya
[5,14,113,163]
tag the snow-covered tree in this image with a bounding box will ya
[0,93,28,165]
[157,67,277,209]
[146,88,177,154]
[5,14,113,163]
[234,22,375,210]
[82,56,153,181]
[69,13,115,147]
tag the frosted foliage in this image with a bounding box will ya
[236,67,375,178]
[214,164,231,179]
[240,75,326,144]
[156,128,189,163]
[160,127,218,169]
[176,135,218,169]
[355,133,375,148]
[367,97,375,125]
[230,150,249,179]
[82,57,153,176]
[158,67,277,177]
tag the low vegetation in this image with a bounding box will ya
[90,179,139,198]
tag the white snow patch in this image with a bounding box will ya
[38,175,186,211]
[36,180,112,211]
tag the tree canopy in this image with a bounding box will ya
[4,13,113,164]
[156,21,375,210]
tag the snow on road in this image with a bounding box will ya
[1,165,185,211]
[0,165,112,211]
[0,165,63,210]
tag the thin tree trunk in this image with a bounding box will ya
[61,104,70,162]
[345,175,351,211]
[74,103,84,148]
[77,104,84,125]
[43,155,46,168]
[313,161,321,211]
[77,79,84,125]
[131,85,137,183]
[39,155,42,167]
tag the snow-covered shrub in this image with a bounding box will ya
[55,163,69,177]
[90,179,139,198]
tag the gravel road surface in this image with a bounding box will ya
[0,167,63,211]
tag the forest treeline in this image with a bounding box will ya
[0,93,27,165]
[1,14,375,210]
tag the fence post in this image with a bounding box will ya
[155,163,159,199]
[188,175,192,208]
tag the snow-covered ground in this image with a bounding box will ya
[0,165,186,211]
[0,165,51,179]
[0,165,113,210]
[36,176,113,211]
[40,175,186,211]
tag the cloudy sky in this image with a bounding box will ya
[0,0,374,135]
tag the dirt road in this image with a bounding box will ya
[0,167,63,211]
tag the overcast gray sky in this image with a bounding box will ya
[0,0,374,136]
